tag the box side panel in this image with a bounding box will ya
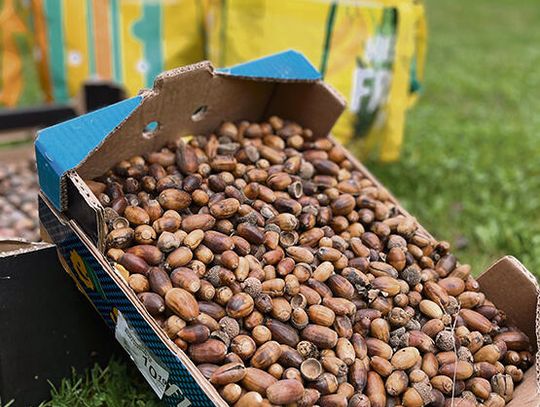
[77,70,275,181]
[0,245,115,406]
[38,196,219,407]
[477,256,539,350]
[506,368,539,406]
[266,82,346,138]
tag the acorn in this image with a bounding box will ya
[366,371,386,407]
[250,341,282,370]
[266,379,304,405]
[178,324,210,344]
[138,292,165,316]
[165,288,199,321]
[391,347,421,370]
[210,362,246,386]
[386,370,409,396]
[439,360,474,380]
[300,358,323,381]
[301,324,338,349]
[460,309,493,334]
[241,368,277,396]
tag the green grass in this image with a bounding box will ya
[364,0,540,276]
[39,360,159,407]
[36,0,540,404]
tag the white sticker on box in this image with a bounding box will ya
[115,312,169,398]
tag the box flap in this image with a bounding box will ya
[35,50,345,213]
[216,50,322,81]
[477,256,539,349]
[35,97,142,211]
[477,256,540,397]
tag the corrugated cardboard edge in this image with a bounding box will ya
[0,239,53,257]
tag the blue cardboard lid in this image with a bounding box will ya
[35,97,143,210]
[35,50,322,211]
[216,50,321,81]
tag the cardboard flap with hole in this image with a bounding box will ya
[35,50,346,213]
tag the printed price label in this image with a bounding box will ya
[115,312,170,398]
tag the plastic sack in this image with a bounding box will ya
[30,0,206,103]
[206,0,427,161]
[0,0,43,107]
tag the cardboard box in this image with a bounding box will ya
[35,51,540,406]
[0,240,116,406]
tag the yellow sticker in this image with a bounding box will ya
[70,249,95,291]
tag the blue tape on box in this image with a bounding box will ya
[216,49,321,80]
[35,97,142,211]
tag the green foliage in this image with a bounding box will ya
[40,360,158,407]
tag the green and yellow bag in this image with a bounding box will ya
[206,0,427,161]
[1,0,425,161]
[30,0,206,103]
[0,0,43,107]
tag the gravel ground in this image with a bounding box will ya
[0,159,40,242]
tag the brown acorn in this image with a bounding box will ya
[127,244,163,265]
[119,252,149,275]
[494,330,530,351]
[439,360,474,380]
[391,347,421,370]
[138,292,165,316]
[148,267,172,296]
[165,246,193,268]
[251,341,282,370]
[466,377,491,400]
[203,230,234,253]
[124,206,150,225]
[170,267,200,293]
[366,337,393,360]
[210,362,246,385]
[370,356,394,377]
[231,335,257,360]
[157,188,191,211]
[165,288,199,321]
[181,214,215,232]
[301,324,338,349]
[128,274,150,293]
[178,324,210,344]
[226,293,254,319]
[459,309,493,334]
[308,304,336,327]
[267,318,300,347]
[386,370,408,396]
[241,367,278,396]
[266,379,304,405]
[366,371,386,407]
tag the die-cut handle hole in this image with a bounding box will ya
[191,105,208,122]
[143,121,159,138]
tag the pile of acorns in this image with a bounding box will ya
[87,117,533,407]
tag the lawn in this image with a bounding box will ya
[36,0,540,405]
